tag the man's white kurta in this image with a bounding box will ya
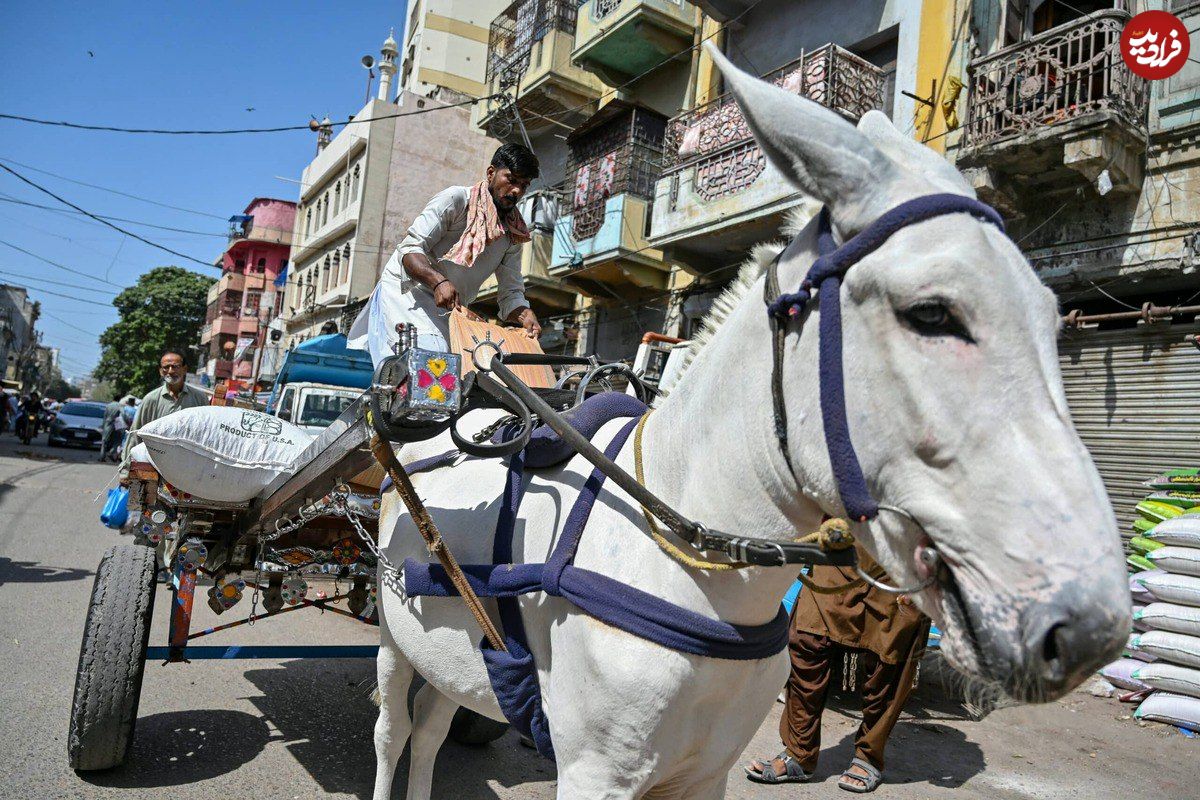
[347,185,529,365]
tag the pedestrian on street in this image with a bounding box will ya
[743,544,930,793]
[5,392,18,434]
[347,143,542,365]
[99,399,127,462]
[120,351,208,467]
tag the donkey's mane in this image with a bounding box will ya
[661,200,819,399]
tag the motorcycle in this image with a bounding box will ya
[18,409,38,445]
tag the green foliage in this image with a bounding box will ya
[94,266,215,397]
[43,363,80,400]
[89,380,118,402]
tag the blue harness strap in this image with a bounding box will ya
[766,194,1005,521]
[402,405,789,759]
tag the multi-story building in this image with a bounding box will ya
[946,1,1200,527]
[469,0,929,360]
[199,197,297,385]
[283,31,497,349]
[0,284,39,390]
[399,0,512,100]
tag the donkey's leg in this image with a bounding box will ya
[403,682,459,800]
[373,641,415,800]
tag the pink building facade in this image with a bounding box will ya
[200,197,297,383]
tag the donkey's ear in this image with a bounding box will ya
[856,110,974,197]
[706,43,904,232]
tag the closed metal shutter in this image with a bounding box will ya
[1058,322,1200,539]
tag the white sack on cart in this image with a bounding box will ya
[137,407,312,502]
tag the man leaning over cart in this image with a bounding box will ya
[347,143,542,365]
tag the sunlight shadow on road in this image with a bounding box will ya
[242,658,554,799]
[0,555,93,585]
[79,709,274,788]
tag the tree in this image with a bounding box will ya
[43,363,80,399]
[95,266,215,397]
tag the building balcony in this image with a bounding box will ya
[650,44,884,272]
[207,273,246,305]
[552,192,669,297]
[473,0,606,139]
[957,11,1149,209]
[203,314,240,341]
[573,0,696,84]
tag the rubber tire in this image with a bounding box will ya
[447,707,509,746]
[68,544,157,771]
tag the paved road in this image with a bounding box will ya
[0,432,1195,799]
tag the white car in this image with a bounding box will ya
[48,401,107,449]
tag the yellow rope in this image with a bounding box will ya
[633,412,752,571]
[632,411,861,588]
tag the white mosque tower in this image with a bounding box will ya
[377,29,398,102]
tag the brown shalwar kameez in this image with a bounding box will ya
[780,546,930,774]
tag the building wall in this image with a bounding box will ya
[400,0,511,98]
[376,91,499,277]
[723,0,920,125]
[0,285,36,385]
[945,3,1200,306]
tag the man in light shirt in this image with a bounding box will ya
[348,143,542,365]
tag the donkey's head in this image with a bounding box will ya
[712,48,1128,701]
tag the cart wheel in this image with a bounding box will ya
[68,544,157,771]
[447,707,509,746]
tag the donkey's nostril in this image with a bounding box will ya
[1040,622,1067,684]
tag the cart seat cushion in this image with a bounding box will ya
[493,391,647,469]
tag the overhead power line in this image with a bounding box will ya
[0,238,121,286]
[0,268,119,295]
[0,156,227,220]
[5,281,113,307]
[43,312,106,337]
[0,162,216,269]
[0,195,228,238]
[0,94,496,136]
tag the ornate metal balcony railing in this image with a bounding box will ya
[485,0,580,86]
[961,11,1148,150]
[661,44,884,177]
[560,106,666,242]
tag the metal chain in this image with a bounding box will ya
[330,486,404,599]
[257,486,404,600]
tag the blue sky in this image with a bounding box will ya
[0,1,408,381]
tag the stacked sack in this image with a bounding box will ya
[1101,468,1200,733]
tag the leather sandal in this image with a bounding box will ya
[744,751,812,784]
[838,757,882,793]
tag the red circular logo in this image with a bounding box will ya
[1121,11,1190,81]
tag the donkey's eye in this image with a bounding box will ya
[900,301,974,342]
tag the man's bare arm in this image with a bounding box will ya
[401,252,459,310]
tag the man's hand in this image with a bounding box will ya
[432,278,460,311]
[517,308,542,339]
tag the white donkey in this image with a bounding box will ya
[371,49,1129,800]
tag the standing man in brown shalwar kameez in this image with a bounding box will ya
[744,543,931,793]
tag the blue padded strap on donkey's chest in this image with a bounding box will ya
[766,193,1005,522]
[402,397,790,760]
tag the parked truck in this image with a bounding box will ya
[266,333,373,434]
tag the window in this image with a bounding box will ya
[322,254,332,292]
[297,391,357,428]
[334,180,342,214]
[331,251,341,287]
[254,258,267,273]
[321,195,329,227]
[304,208,312,238]
[341,243,351,284]
[351,163,361,200]
[235,259,245,270]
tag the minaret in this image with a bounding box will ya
[378,29,398,102]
